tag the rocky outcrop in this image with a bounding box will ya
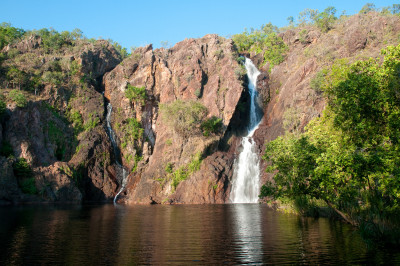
[251,12,400,185]
[34,162,82,202]
[0,36,122,204]
[104,34,246,204]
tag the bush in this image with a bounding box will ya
[165,162,173,174]
[0,98,6,116]
[19,177,38,195]
[160,100,208,137]
[125,84,146,104]
[8,89,27,107]
[13,158,33,179]
[0,140,13,157]
[201,116,223,136]
[122,118,143,145]
[170,152,202,190]
[84,116,100,131]
[68,110,84,134]
[310,70,326,93]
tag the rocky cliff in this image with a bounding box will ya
[0,35,122,204]
[103,34,246,204]
[250,12,400,186]
[1,11,399,205]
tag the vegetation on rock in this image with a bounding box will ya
[232,23,288,69]
[261,44,400,245]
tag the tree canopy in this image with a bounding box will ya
[261,44,400,244]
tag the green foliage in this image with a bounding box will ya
[131,155,142,173]
[310,70,326,93]
[84,115,100,131]
[314,7,337,32]
[390,4,400,14]
[165,162,173,174]
[8,89,27,107]
[108,39,129,59]
[67,110,84,134]
[165,139,172,146]
[125,84,146,104]
[201,116,223,136]
[170,152,202,190]
[298,29,308,44]
[359,3,376,14]
[261,44,400,244]
[121,118,143,146]
[194,89,201,98]
[6,66,27,89]
[0,22,25,50]
[69,60,80,76]
[160,100,208,137]
[42,71,64,86]
[13,158,32,178]
[232,23,288,69]
[234,65,247,79]
[33,28,81,53]
[0,98,6,116]
[0,141,13,157]
[47,121,66,160]
[298,8,319,25]
[19,177,38,195]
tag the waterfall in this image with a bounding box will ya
[230,58,262,203]
[105,103,128,204]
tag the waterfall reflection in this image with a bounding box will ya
[232,204,263,264]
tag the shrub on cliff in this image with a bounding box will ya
[0,97,6,116]
[160,100,208,137]
[201,116,223,137]
[125,84,146,104]
[8,89,27,108]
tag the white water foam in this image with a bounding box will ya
[230,58,262,203]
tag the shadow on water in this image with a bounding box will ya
[1,204,400,265]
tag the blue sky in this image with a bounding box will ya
[1,1,397,49]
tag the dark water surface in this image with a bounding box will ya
[0,204,399,265]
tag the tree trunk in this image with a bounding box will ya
[325,200,357,226]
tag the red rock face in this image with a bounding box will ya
[104,34,246,204]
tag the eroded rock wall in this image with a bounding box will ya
[104,34,246,204]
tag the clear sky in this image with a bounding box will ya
[1,0,397,49]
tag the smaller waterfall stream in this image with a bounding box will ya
[230,58,262,203]
[106,103,128,204]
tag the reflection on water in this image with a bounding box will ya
[0,204,399,265]
[232,204,263,264]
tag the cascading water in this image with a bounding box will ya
[230,58,262,203]
[106,103,128,204]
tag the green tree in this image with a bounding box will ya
[8,89,27,107]
[314,6,337,32]
[125,84,146,104]
[6,66,26,89]
[0,22,25,50]
[359,3,376,14]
